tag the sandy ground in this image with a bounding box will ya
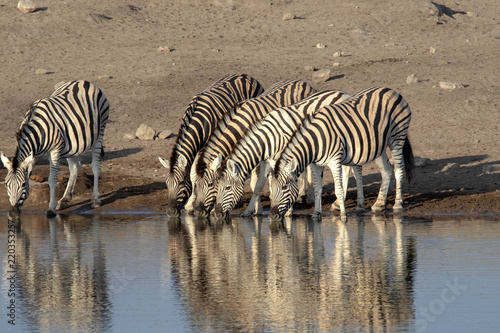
[1,0,499,218]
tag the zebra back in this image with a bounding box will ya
[195,79,316,178]
[168,74,264,173]
[275,87,412,177]
[14,80,109,165]
[222,89,351,180]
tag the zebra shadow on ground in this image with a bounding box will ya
[28,148,143,166]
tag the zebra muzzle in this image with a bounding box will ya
[8,204,21,221]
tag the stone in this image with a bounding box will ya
[312,69,331,83]
[333,51,344,58]
[35,68,48,75]
[158,46,173,52]
[316,43,326,49]
[17,0,37,13]
[135,124,156,140]
[124,133,136,140]
[406,74,419,84]
[304,65,316,71]
[282,13,295,21]
[482,164,500,174]
[332,62,340,67]
[430,46,436,53]
[414,156,430,167]
[439,82,465,90]
[156,129,173,140]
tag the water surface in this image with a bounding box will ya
[1,213,499,332]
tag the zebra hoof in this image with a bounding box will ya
[393,204,404,213]
[56,199,70,210]
[371,203,386,212]
[91,199,102,209]
[330,202,341,211]
[46,209,57,218]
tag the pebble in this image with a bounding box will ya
[332,62,340,67]
[124,133,136,140]
[430,47,436,53]
[304,65,316,71]
[316,43,326,49]
[333,51,344,58]
[35,68,48,75]
[312,69,331,83]
[156,130,173,140]
[406,74,419,84]
[282,13,295,21]
[158,46,173,52]
[17,0,37,13]
[439,82,465,90]
[414,156,430,167]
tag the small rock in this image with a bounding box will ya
[439,82,465,90]
[406,74,419,84]
[332,62,340,67]
[136,124,155,140]
[98,75,112,80]
[333,51,344,58]
[18,0,37,13]
[304,65,316,71]
[466,11,477,17]
[35,68,48,75]
[282,13,295,21]
[414,156,430,167]
[124,133,136,140]
[316,43,326,49]
[312,69,331,83]
[30,175,45,183]
[156,130,173,140]
[482,164,500,174]
[430,47,436,53]
[158,46,173,52]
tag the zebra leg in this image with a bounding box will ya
[47,152,60,217]
[310,163,324,219]
[56,156,81,210]
[331,165,350,211]
[352,165,365,212]
[242,162,267,217]
[328,159,347,221]
[297,166,315,205]
[391,148,405,212]
[91,141,103,208]
[371,151,392,212]
[184,154,199,213]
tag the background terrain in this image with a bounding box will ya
[1,0,499,217]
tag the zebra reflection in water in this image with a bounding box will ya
[167,215,416,331]
[2,215,111,332]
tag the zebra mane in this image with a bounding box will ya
[195,102,242,177]
[169,96,199,167]
[13,101,41,168]
[274,114,314,176]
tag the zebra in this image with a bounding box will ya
[192,79,317,217]
[1,80,110,220]
[157,74,264,217]
[211,89,352,220]
[268,87,415,221]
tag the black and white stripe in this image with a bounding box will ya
[157,74,264,217]
[1,80,110,219]
[192,80,316,217]
[211,90,351,219]
[268,87,414,221]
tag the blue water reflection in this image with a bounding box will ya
[0,213,499,332]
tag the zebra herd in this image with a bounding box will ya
[1,74,414,222]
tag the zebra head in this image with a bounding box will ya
[158,155,191,217]
[268,157,300,221]
[193,154,224,218]
[1,152,34,220]
[213,158,245,220]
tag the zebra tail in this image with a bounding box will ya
[403,137,415,183]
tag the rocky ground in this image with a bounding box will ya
[1,0,499,218]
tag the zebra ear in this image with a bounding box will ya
[158,157,170,171]
[1,152,13,171]
[178,154,188,169]
[226,158,240,177]
[285,158,298,175]
[20,153,34,174]
[210,154,223,172]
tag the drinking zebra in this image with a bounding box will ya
[211,90,352,220]
[268,87,415,221]
[1,80,110,220]
[158,74,264,217]
[192,79,316,217]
